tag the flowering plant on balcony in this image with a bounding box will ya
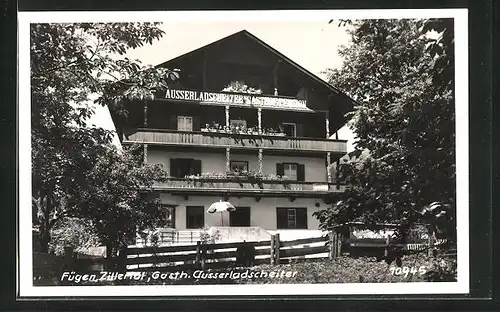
[201,122,261,135]
[261,127,286,137]
[222,81,262,94]
[201,121,286,136]
[184,170,290,182]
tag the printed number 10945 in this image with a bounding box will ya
[389,266,427,277]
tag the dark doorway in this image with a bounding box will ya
[230,207,251,227]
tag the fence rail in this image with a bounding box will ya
[120,234,335,271]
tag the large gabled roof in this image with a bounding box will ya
[157,29,353,101]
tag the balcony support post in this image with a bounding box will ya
[143,144,148,164]
[325,112,329,138]
[258,149,263,173]
[257,108,262,134]
[225,106,230,128]
[326,152,331,183]
[225,148,230,173]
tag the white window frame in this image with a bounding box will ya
[177,116,193,131]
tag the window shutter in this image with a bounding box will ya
[276,208,287,229]
[296,123,304,137]
[296,208,308,229]
[191,159,202,175]
[193,116,201,131]
[170,115,177,130]
[276,163,284,176]
[297,164,305,181]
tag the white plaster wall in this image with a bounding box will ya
[159,194,325,231]
[148,149,326,181]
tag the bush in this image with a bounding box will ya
[49,217,101,255]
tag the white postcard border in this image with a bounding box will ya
[18,8,469,297]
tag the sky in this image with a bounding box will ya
[87,20,356,151]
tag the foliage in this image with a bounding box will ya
[418,19,455,91]
[199,228,222,244]
[222,80,262,94]
[31,22,176,252]
[316,19,456,247]
[48,217,101,255]
[72,145,168,259]
[185,170,290,182]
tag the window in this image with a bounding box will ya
[277,163,305,181]
[276,208,308,229]
[186,206,204,229]
[170,158,201,178]
[283,163,297,180]
[230,207,251,227]
[230,161,248,173]
[177,116,193,131]
[282,123,296,137]
[163,205,176,228]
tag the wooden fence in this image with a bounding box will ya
[116,233,341,272]
[60,233,445,272]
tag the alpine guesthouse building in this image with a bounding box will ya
[111,30,356,244]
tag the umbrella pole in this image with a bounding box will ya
[221,212,223,226]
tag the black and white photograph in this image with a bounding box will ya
[18,9,469,297]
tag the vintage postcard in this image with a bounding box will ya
[18,9,469,297]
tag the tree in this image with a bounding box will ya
[31,22,176,252]
[315,19,456,245]
[71,145,168,260]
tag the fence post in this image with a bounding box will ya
[118,246,128,273]
[328,232,335,260]
[63,246,74,271]
[195,241,202,268]
[270,234,276,265]
[274,233,280,265]
[384,235,390,258]
[427,225,435,257]
[337,233,342,257]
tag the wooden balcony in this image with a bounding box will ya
[152,178,345,197]
[125,129,347,153]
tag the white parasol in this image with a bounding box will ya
[207,200,236,226]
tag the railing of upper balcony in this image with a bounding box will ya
[153,178,345,194]
[126,129,347,153]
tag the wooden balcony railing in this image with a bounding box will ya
[152,178,345,195]
[126,129,347,153]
